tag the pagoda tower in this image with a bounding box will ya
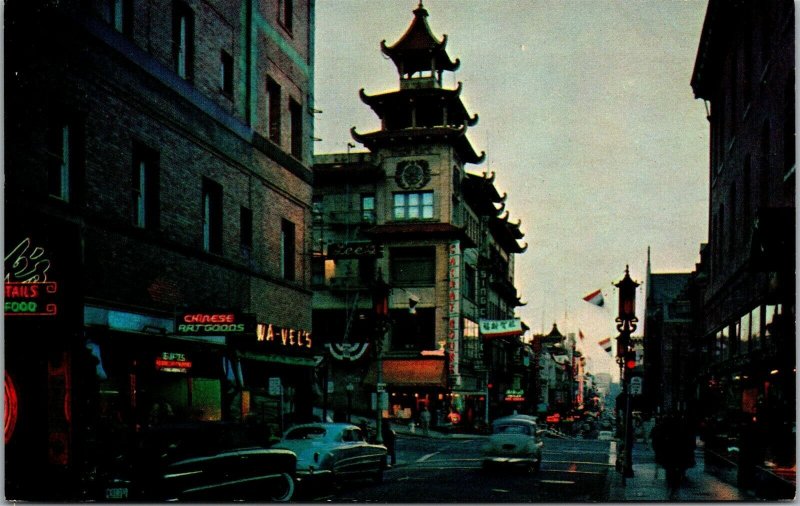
[351,2,485,219]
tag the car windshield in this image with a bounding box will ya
[285,427,327,440]
[494,424,532,435]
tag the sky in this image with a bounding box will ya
[312,0,710,377]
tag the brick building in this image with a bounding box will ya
[310,4,528,430]
[689,0,794,497]
[5,0,316,499]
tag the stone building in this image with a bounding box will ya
[311,3,527,429]
[689,0,794,497]
[5,0,316,499]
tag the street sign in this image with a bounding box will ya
[629,376,643,396]
[376,382,387,392]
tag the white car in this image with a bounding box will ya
[273,423,388,485]
[481,415,544,473]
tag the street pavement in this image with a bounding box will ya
[389,421,753,502]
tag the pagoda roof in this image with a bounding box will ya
[381,3,460,76]
[350,124,485,165]
[490,212,528,253]
[358,84,478,127]
[462,171,506,217]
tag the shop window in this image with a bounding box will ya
[389,247,435,286]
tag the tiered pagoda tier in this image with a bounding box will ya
[351,2,485,165]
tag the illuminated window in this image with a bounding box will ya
[266,77,281,143]
[173,2,194,80]
[740,311,751,352]
[281,219,295,281]
[393,191,433,220]
[361,194,375,223]
[131,144,160,230]
[750,306,762,349]
[289,97,302,159]
[202,178,223,253]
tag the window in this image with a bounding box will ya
[390,307,435,351]
[361,194,375,223]
[390,247,435,286]
[281,219,296,281]
[132,144,160,230]
[393,191,433,220]
[48,122,71,202]
[312,195,323,221]
[220,51,233,97]
[173,2,194,80]
[289,97,303,159]
[104,0,132,35]
[240,206,252,252]
[267,77,281,143]
[464,264,477,301]
[202,178,223,253]
[750,306,762,349]
[279,0,293,33]
[740,311,751,352]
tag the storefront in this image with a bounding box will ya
[366,358,448,426]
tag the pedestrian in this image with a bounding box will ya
[381,421,396,466]
[419,406,431,436]
[651,414,694,499]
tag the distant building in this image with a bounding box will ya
[690,0,794,496]
[311,3,528,428]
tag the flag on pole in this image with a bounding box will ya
[598,337,612,355]
[583,289,605,307]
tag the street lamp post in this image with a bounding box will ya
[614,265,639,483]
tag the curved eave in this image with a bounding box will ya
[380,12,461,74]
[351,125,485,165]
[358,85,478,127]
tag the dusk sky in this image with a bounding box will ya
[313,0,710,376]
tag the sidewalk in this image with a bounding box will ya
[607,441,753,502]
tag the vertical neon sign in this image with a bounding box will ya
[447,241,461,387]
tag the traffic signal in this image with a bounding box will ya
[624,350,637,371]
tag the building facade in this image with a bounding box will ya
[5,0,316,500]
[690,0,794,497]
[311,4,528,430]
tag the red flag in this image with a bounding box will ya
[583,289,604,307]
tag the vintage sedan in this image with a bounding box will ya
[481,415,544,473]
[90,421,297,502]
[273,423,388,485]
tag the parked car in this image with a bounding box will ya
[89,421,297,502]
[273,423,388,485]
[597,430,614,441]
[482,415,544,473]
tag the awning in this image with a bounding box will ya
[239,351,322,367]
[365,358,446,387]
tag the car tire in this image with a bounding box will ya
[268,473,295,502]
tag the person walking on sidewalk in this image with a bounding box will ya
[652,414,695,499]
[419,406,431,436]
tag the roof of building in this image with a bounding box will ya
[380,3,460,76]
[358,84,478,127]
[350,125,485,165]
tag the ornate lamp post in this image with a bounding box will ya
[614,265,639,482]
[371,270,391,445]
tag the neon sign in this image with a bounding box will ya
[504,389,525,402]
[447,241,461,386]
[155,352,191,373]
[5,237,59,317]
[175,312,255,334]
[257,323,313,349]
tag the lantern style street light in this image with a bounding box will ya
[614,265,639,482]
